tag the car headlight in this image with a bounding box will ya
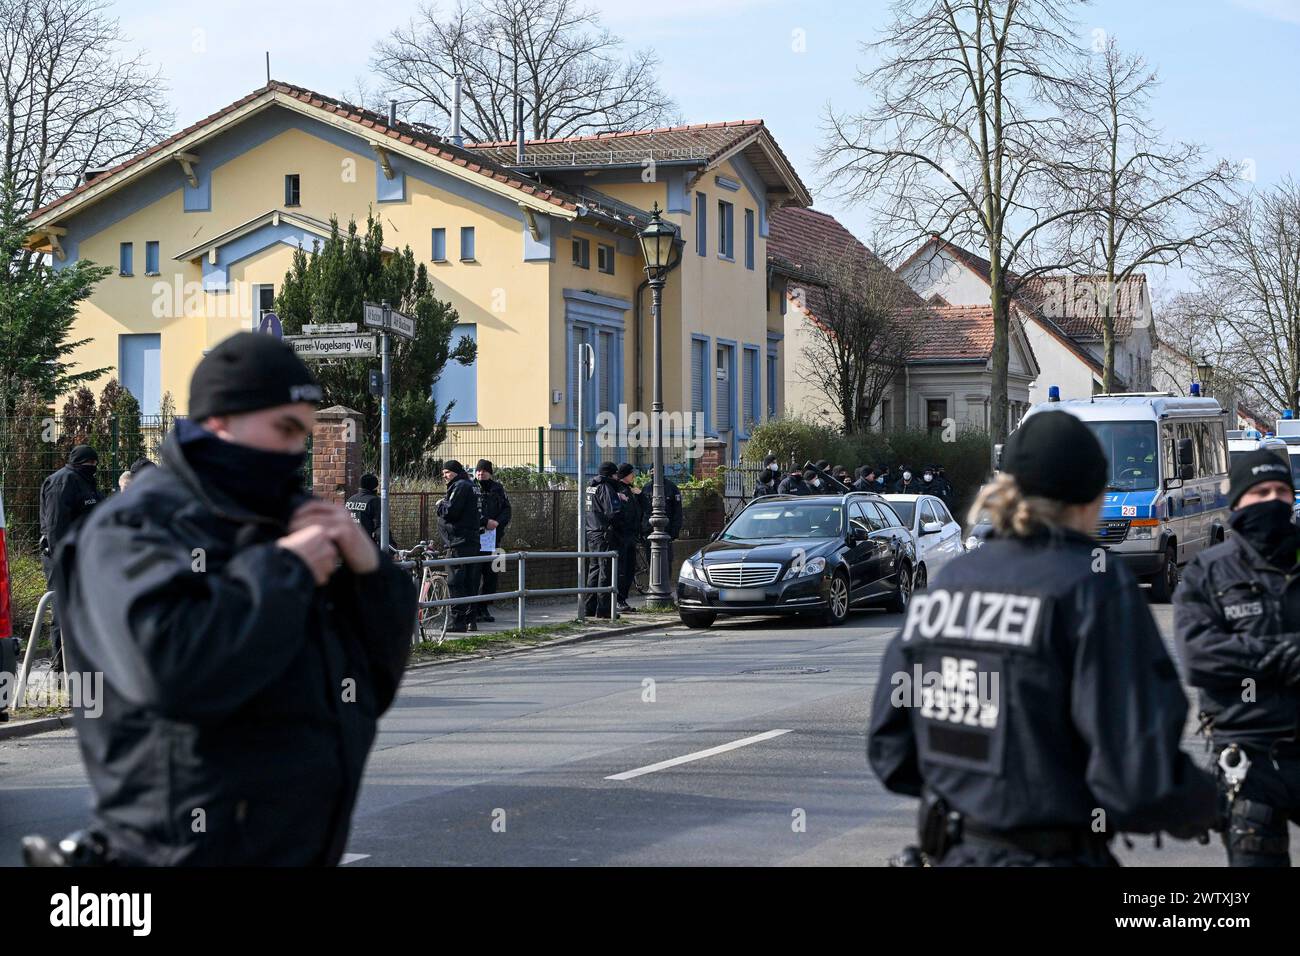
[679,559,705,582]
[1129,525,1154,539]
[964,536,982,551]
[784,555,826,579]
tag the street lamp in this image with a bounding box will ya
[638,203,682,605]
[1195,357,1213,397]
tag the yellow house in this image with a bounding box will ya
[24,81,811,472]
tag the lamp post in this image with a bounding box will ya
[1196,357,1213,397]
[638,203,682,605]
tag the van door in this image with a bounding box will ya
[1163,422,1189,562]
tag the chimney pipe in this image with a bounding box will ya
[451,76,463,146]
[515,96,524,164]
[388,100,397,127]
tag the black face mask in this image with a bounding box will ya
[177,418,307,522]
[1230,499,1299,568]
[72,463,97,483]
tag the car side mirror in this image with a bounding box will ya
[849,527,869,542]
[921,521,943,536]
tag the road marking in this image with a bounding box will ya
[605,729,793,781]
[339,853,371,865]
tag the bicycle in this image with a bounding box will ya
[390,541,452,645]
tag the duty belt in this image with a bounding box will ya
[960,821,1111,860]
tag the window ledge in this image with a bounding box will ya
[119,272,133,277]
[284,203,301,208]
[144,272,160,277]
[717,254,735,263]
[460,257,477,263]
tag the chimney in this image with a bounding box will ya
[451,76,463,147]
[515,96,524,164]
[388,100,397,127]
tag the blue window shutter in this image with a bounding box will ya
[119,242,133,275]
[145,241,159,274]
[695,192,707,256]
[748,209,756,267]
[767,354,777,418]
[432,228,446,261]
[716,346,732,430]
[744,349,758,428]
[119,334,160,414]
[432,324,477,422]
[691,340,705,414]
[460,226,475,260]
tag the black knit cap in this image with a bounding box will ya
[1001,411,1107,504]
[1229,449,1293,508]
[475,459,494,474]
[616,463,636,479]
[442,459,466,476]
[598,461,618,477]
[189,332,323,421]
[360,473,378,491]
[68,444,97,465]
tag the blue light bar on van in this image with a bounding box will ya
[1048,385,1060,402]
[1190,383,1201,396]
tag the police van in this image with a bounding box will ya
[1018,391,1230,602]
[1269,415,1300,508]
[1227,429,1289,470]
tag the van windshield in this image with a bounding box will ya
[1085,421,1159,492]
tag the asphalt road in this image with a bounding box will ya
[0,602,1234,866]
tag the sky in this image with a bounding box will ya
[112,0,1299,291]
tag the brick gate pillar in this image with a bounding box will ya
[312,405,364,503]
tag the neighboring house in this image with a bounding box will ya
[766,207,1038,433]
[24,81,810,470]
[896,237,1156,405]
[1151,338,1244,424]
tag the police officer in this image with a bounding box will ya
[893,465,923,495]
[647,463,684,571]
[615,463,643,613]
[869,411,1216,866]
[852,466,877,492]
[777,467,810,496]
[345,473,381,543]
[47,331,416,865]
[585,461,625,616]
[437,459,482,633]
[919,465,953,507]
[472,459,511,623]
[40,444,103,671]
[754,455,781,498]
[1175,449,1300,866]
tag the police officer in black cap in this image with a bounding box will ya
[852,465,878,493]
[345,474,381,543]
[754,455,781,498]
[437,459,482,633]
[46,331,416,865]
[777,466,810,496]
[869,411,1216,865]
[39,444,104,670]
[1175,449,1300,866]
[472,459,511,622]
[585,461,625,616]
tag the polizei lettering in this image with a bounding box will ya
[900,589,1043,648]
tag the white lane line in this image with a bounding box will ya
[604,729,793,781]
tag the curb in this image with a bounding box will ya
[0,713,73,742]
[407,617,684,669]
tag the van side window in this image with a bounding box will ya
[1163,424,1177,478]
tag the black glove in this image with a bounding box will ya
[1258,639,1300,686]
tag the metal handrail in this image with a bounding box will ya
[399,549,623,631]
[12,590,55,711]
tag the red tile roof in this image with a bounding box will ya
[897,305,998,362]
[768,206,925,307]
[29,81,644,225]
[467,119,811,205]
[1017,274,1146,340]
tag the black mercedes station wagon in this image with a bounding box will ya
[676,492,918,629]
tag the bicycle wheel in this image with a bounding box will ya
[418,573,451,645]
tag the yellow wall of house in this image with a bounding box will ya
[54,114,784,458]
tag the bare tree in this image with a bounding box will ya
[371,0,677,143]
[1054,35,1238,391]
[1152,287,1250,412]
[1192,181,1300,414]
[1,0,173,229]
[819,0,1100,444]
[796,247,924,435]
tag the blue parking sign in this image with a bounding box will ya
[259,311,282,339]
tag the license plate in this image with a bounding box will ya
[719,589,766,602]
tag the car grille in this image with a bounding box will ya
[705,563,783,588]
[1096,519,1130,544]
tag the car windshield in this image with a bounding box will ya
[888,500,916,525]
[722,501,845,540]
[1085,421,1159,491]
